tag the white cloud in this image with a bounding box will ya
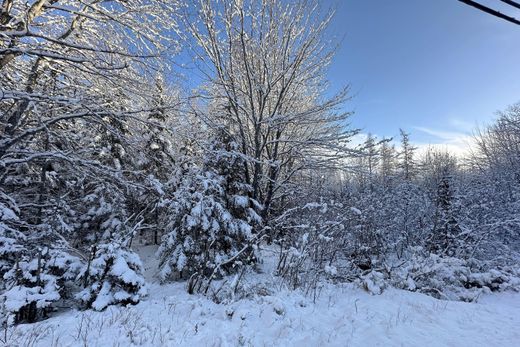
[447,118,475,132]
[412,126,475,157]
[343,125,477,158]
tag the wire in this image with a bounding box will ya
[499,0,520,11]
[458,0,520,25]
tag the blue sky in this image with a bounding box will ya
[325,0,520,152]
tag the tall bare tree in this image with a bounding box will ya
[185,0,358,218]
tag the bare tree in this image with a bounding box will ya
[471,102,520,182]
[184,0,358,219]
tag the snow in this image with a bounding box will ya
[5,282,520,346]
[3,283,60,312]
[3,246,520,347]
[90,282,114,311]
[0,205,18,221]
[110,256,143,285]
[233,195,249,208]
[350,207,362,215]
[324,265,338,276]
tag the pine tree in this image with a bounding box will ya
[1,246,82,324]
[157,131,261,288]
[76,240,147,311]
[399,129,416,180]
[380,141,396,187]
[427,165,463,256]
[0,191,25,283]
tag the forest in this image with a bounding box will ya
[1,0,519,345]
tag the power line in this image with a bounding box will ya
[499,0,520,11]
[458,0,520,25]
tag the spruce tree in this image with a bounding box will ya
[157,131,261,288]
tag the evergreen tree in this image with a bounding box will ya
[399,129,416,180]
[380,140,397,187]
[76,240,147,311]
[427,165,463,256]
[157,132,261,288]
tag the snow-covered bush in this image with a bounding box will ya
[388,252,520,301]
[361,271,387,295]
[1,247,82,325]
[76,241,147,311]
[158,170,257,281]
[1,192,85,325]
[273,200,348,293]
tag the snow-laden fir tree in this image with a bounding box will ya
[76,240,147,311]
[158,131,262,286]
[1,189,83,325]
[1,244,82,325]
[399,129,417,180]
[427,162,464,257]
[0,191,25,283]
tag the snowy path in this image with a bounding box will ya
[3,247,520,347]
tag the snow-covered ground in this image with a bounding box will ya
[3,246,520,347]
